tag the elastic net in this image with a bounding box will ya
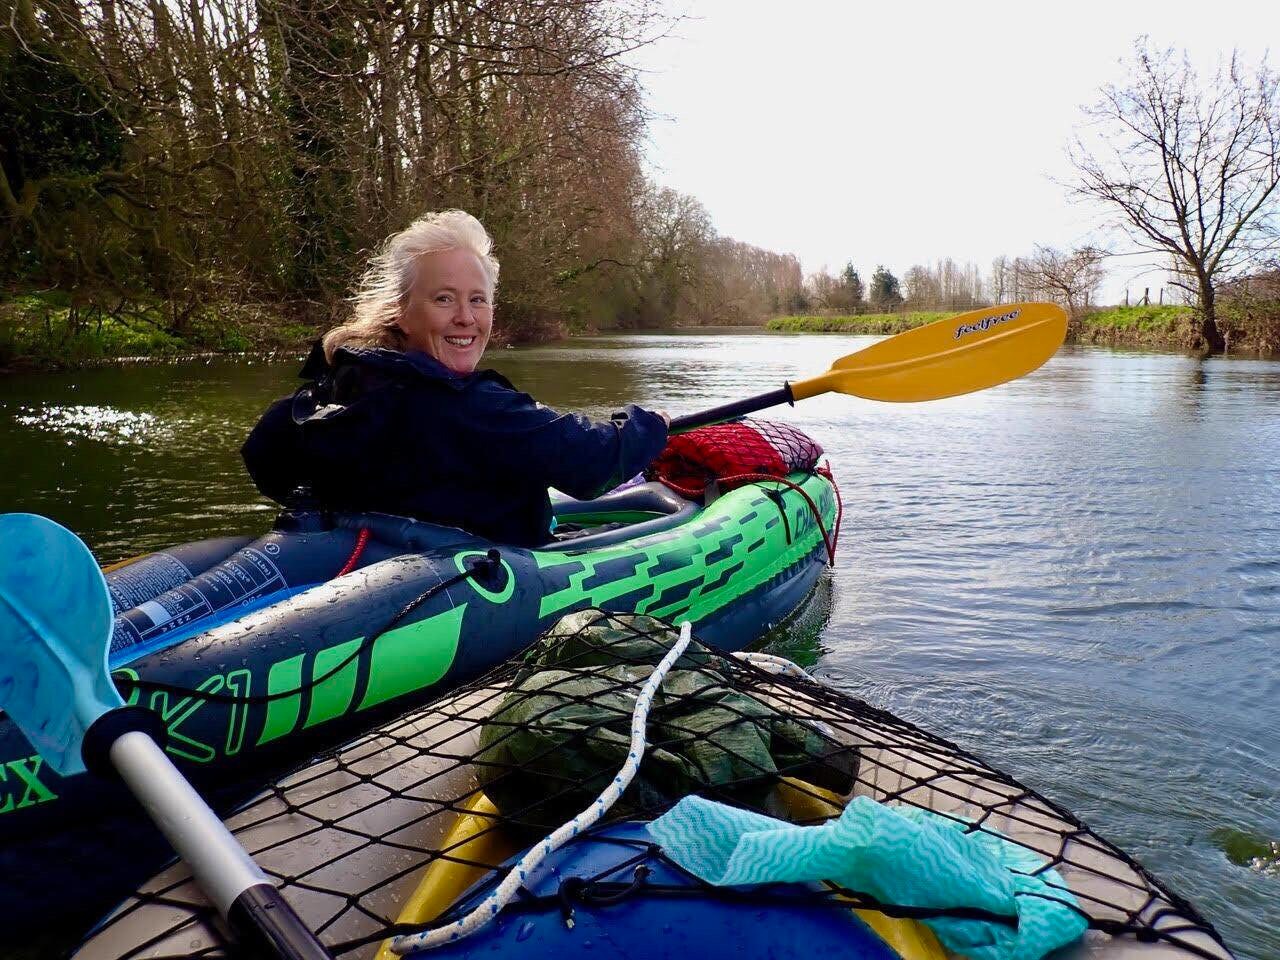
[77,610,1229,960]
[648,418,824,499]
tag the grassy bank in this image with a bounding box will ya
[1075,305,1198,349]
[771,303,1280,355]
[1072,303,1279,354]
[0,290,321,370]
[767,312,951,334]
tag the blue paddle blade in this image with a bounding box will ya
[0,513,123,776]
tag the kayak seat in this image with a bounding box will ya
[332,483,697,553]
[545,481,697,549]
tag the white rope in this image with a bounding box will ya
[391,620,695,954]
[733,650,809,679]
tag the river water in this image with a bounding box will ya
[2,331,1277,959]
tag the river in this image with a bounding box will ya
[1,331,1277,959]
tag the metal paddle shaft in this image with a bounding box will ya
[0,513,333,960]
[669,385,794,433]
[109,731,331,960]
[671,302,1068,428]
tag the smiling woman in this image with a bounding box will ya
[321,210,501,370]
[400,246,494,372]
[240,210,671,546]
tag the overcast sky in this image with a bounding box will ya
[633,0,1274,304]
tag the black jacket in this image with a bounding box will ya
[241,345,669,546]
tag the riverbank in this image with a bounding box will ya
[768,304,1280,355]
[0,290,322,370]
[0,289,755,370]
[9,291,1280,370]
[768,311,951,334]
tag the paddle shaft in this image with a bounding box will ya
[669,384,793,433]
[111,731,333,960]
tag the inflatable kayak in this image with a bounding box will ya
[75,610,1232,960]
[0,472,838,934]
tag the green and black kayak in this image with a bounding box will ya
[0,472,838,934]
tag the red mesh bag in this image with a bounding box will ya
[647,418,824,498]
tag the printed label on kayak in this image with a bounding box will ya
[0,755,57,815]
[106,552,193,614]
[110,548,286,652]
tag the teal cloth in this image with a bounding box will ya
[649,795,1087,960]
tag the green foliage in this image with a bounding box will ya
[1081,305,1193,332]
[1080,297,1280,354]
[826,263,864,313]
[1211,827,1280,873]
[868,265,902,309]
[766,301,1279,355]
[0,290,317,369]
[1074,305,1200,350]
[767,312,950,334]
[1,0,802,365]
[839,263,863,305]
[0,42,123,191]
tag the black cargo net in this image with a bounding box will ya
[79,611,1228,960]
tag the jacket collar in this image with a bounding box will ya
[300,341,511,391]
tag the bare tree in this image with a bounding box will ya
[1022,246,1107,325]
[1070,40,1280,352]
[989,255,1009,303]
[806,268,840,311]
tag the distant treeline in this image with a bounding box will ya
[784,262,1280,354]
[799,251,1109,320]
[0,0,802,349]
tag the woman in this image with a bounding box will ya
[242,210,669,546]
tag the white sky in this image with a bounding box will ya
[633,0,1277,304]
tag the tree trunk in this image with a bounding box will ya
[1198,279,1225,354]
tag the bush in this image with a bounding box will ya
[766,312,950,334]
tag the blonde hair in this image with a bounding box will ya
[323,210,500,362]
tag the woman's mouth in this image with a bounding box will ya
[444,336,477,348]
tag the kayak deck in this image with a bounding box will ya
[74,611,1231,960]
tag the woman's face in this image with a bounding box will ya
[400,247,494,373]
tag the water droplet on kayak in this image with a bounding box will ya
[516,921,535,942]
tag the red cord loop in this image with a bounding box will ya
[693,469,840,566]
[335,526,371,577]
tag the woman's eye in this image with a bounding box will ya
[435,294,452,304]
[471,296,488,306]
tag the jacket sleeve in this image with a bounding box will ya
[240,395,305,504]
[459,382,669,500]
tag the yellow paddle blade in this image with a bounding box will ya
[789,303,1068,403]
